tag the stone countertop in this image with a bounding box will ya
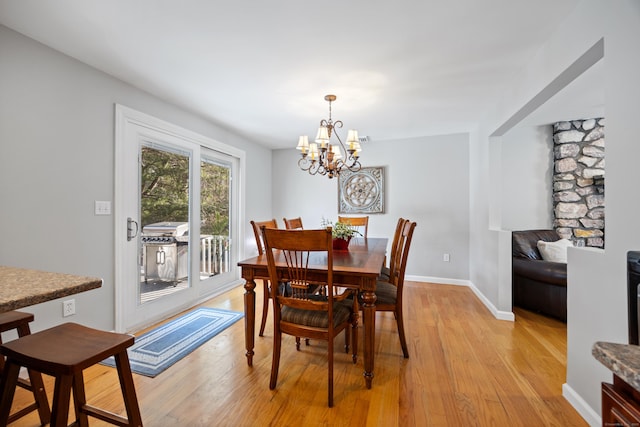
[593,341,640,391]
[0,265,102,312]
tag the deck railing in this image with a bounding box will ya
[200,235,230,276]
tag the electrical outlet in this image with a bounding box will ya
[62,299,75,317]
[443,253,450,262]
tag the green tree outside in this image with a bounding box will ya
[141,146,229,237]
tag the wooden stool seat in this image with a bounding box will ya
[0,310,51,425]
[0,311,36,333]
[0,322,143,426]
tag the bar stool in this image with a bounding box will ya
[0,322,143,426]
[0,310,51,425]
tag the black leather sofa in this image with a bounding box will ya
[512,230,567,322]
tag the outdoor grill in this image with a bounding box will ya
[141,222,189,284]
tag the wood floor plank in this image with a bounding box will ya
[6,282,588,426]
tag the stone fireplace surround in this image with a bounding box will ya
[552,118,605,248]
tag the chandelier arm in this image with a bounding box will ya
[346,159,362,173]
[331,124,350,160]
[308,162,320,175]
[298,157,313,172]
[307,159,320,175]
[317,162,327,175]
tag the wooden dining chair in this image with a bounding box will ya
[250,219,279,337]
[337,215,369,238]
[281,216,322,348]
[380,218,408,281]
[374,220,416,358]
[261,226,357,407]
[283,217,303,230]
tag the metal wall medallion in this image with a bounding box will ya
[338,167,384,214]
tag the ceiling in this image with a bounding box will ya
[0,0,601,149]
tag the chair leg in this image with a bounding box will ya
[344,327,350,353]
[51,374,73,427]
[26,367,52,424]
[295,336,310,350]
[0,323,51,426]
[328,333,334,408]
[270,331,282,390]
[0,360,21,425]
[71,371,89,427]
[259,280,269,337]
[352,317,358,364]
[396,308,409,358]
[114,350,143,426]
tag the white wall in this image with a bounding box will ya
[0,25,271,332]
[472,1,640,423]
[272,133,470,281]
[565,1,640,420]
[501,125,554,230]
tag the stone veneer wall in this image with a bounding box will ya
[553,118,605,248]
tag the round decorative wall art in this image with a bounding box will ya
[338,166,384,214]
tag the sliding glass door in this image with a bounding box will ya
[115,105,244,332]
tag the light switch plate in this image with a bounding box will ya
[95,200,111,215]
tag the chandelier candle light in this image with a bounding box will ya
[296,94,362,179]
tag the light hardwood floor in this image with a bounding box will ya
[8,282,588,426]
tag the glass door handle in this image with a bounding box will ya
[127,217,139,241]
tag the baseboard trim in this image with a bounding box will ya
[562,383,601,427]
[406,275,469,287]
[469,282,515,321]
[406,275,515,321]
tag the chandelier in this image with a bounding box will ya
[296,94,362,179]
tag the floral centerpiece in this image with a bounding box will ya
[321,218,361,250]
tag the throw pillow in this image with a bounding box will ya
[537,239,573,263]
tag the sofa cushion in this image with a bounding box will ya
[537,239,573,263]
[512,230,562,260]
[512,258,567,286]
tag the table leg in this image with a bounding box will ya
[361,289,376,389]
[243,278,256,366]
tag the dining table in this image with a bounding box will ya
[237,236,388,389]
[0,265,102,313]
